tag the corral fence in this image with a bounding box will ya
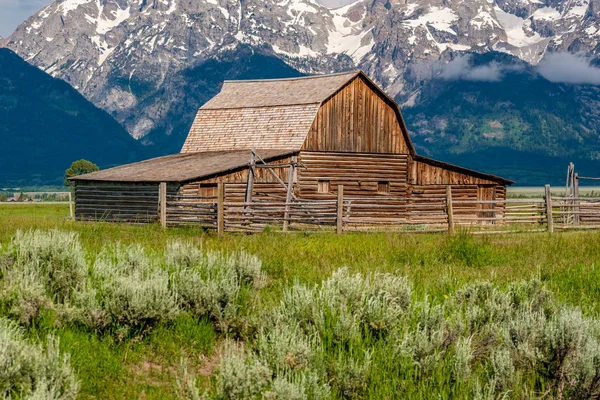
[158,183,599,234]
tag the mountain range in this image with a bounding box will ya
[2,0,600,185]
[0,48,145,186]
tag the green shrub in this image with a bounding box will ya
[0,317,79,399]
[0,230,86,325]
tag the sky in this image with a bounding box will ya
[0,0,358,37]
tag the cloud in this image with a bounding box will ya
[410,55,524,83]
[316,0,359,8]
[536,52,600,85]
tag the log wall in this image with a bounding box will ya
[303,76,410,154]
[180,155,292,203]
[297,151,410,200]
[74,181,178,223]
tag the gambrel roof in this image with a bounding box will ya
[181,71,416,155]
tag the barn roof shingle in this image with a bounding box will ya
[201,71,360,109]
[69,150,295,183]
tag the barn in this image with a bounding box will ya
[71,71,513,231]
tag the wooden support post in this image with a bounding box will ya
[446,185,455,234]
[545,184,554,233]
[245,151,256,205]
[283,156,297,232]
[217,183,225,236]
[574,173,580,226]
[337,185,344,235]
[68,190,74,219]
[159,182,167,228]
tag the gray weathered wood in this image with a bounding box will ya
[283,156,297,232]
[545,184,554,233]
[446,186,455,234]
[337,185,344,234]
[159,182,167,228]
[217,183,225,235]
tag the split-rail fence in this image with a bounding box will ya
[151,183,600,234]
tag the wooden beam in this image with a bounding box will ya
[159,182,167,228]
[574,173,580,226]
[337,185,344,234]
[217,183,224,235]
[446,185,454,234]
[245,151,256,204]
[545,184,554,233]
[283,156,297,232]
[68,190,74,219]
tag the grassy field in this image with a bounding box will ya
[2,203,600,399]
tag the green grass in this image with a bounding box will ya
[3,204,600,398]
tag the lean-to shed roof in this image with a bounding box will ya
[69,149,295,183]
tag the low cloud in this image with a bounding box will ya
[316,0,359,8]
[536,52,600,85]
[410,55,524,83]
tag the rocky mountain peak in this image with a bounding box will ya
[2,0,600,141]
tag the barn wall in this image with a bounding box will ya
[411,160,502,186]
[303,76,410,154]
[296,151,410,200]
[180,156,293,203]
[74,181,178,223]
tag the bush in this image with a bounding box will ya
[0,233,266,335]
[0,317,79,399]
[0,230,86,325]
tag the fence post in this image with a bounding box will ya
[337,185,344,235]
[545,184,554,233]
[68,191,74,219]
[159,182,167,228]
[574,173,580,226]
[217,182,225,236]
[446,185,455,234]
[283,156,297,232]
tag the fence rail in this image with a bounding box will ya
[157,183,600,234]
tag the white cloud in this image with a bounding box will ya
[316,0,359,8]
[537,52,600,85]
[411,55,524,82]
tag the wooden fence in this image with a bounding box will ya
[158,183,600,234]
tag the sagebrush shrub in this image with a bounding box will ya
[0,317,79,399]
[167,241,265,331]
[216,345,272,400]
[8,229,86,302]
[80,245,180,329]
[0,230,87,325]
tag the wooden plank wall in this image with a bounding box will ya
[75,182,178,223]
[303,76,410,154]
[180,156,292,203]
[297,152,410,200]
[412,160,501,185]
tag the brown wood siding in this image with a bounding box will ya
[180,156,292,203]
[413,161,501,186]
[297,151,409,200]
[303,76,409,154]
[75,182,178,223]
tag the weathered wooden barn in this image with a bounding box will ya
[71,71,513,230]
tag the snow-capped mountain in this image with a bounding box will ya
[1,0,599,143]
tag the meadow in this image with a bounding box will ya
[2,203,600,399]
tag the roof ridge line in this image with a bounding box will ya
[223,70,362,83]
[200,102,322,110]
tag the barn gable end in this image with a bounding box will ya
[303,74,412,154]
